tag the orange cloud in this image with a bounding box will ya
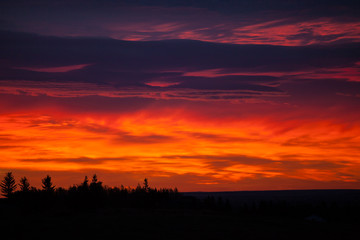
[1,106,359,191]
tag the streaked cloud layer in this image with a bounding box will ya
[0,0,359,190]
[2,0,360,46]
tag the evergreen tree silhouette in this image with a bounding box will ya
[91,174,98,184]
[90,174,103,192]
[42,175,55,192]
[143,178,149,192]
[81,176,89,191]
[0,171,184,211]
[19,176,30,192]
[0,172,17,198]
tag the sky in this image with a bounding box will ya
[0,0,360,191]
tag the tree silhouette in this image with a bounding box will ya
[0,172,17,198]
[19,176,30,192]
[0,171,185,211]
[90,174,103,192]
[81,176,89,191]
[143,178,149,192]
[91,174,98,184]
[136,183,142,192]
[42,175,55,192]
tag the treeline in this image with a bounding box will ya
[1,172,359,223]
[0,172,230,212]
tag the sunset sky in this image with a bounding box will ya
[1,0,360,191]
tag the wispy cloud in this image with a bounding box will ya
[14,64,92,73]
[2,1,360,46]
[1,110,359,190]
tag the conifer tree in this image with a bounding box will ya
[0,172,17,198]
[143,178,149,192]
[90,174,103,192]
[19,176,30,192]
[81,176,89,191]
[42,175,55,192]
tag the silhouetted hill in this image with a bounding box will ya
[184,189,360,206]
[1,171,359,240]
[0,189,359,240]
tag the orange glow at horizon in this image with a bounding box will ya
[1,106,360,191]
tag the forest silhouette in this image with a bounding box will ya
[1,172,359,240]
[0,171,233,214]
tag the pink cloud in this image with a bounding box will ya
[15,64,92,73]
[0,80,285,101]
[145,81,181,87]
[7,4,360,46]
[182,64,360,82]
[182,68,311,78]
[290,64,360,82]
[106,17,360,46]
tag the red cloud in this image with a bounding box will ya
[145,81,181,87]
[15,64,92,73]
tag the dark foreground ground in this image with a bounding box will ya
[1,189,359,240]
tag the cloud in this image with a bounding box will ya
[0,145,22,149]
[0,31,359,104]
[290,64,360,82]
[2,31,359,72]
[19,157,128,165]
[1,108,360,190]
[1,1,359,46]
[14,64,92,73]
[145,81,181,87]
[113,133,176,145]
